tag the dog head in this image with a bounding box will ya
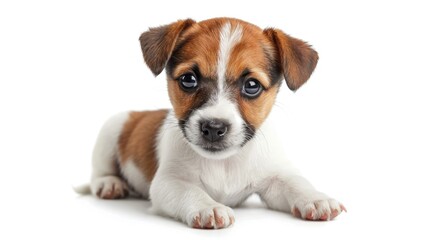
[139,18,318,160]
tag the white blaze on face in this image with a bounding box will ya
[217,22,243,92]
[185,22,246,160]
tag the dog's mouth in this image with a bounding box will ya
[191,142,239,160]
[200,143,229,152]
[190,136,234,154]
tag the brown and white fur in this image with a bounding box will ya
[76,18,346,229]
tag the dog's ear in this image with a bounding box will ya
[139,19,196,76]
[263,28,318,91]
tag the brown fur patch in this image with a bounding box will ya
[140,19,195,76]
[118,110,168,182]
[263,28,318,91]
[237,87,278,129]
[169,19,227,78]
[168,79,196,120]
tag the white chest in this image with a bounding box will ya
[198,157,257,207]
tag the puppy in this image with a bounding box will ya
[78,17,345,229]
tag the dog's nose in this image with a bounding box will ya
[200,119,228,142]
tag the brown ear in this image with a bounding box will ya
[264,28,318,91]
[139,19,196,76]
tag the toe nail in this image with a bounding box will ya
[292,208,301,218]
[331,209,339,218]
[216,217,225,228]
[229,216,235,225]
[306,211,314,220]
[204,216,214,229]
[192,216,201,228]
[340,204,347,213]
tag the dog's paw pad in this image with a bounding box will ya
[292,194,345,221]
[188,205,235,229]
[91,176,129,199]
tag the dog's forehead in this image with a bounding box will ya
[171,19,274,83]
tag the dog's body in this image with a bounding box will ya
[80,18,345,229]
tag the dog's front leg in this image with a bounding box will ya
[150,177,235,229]
[258,174,346,221]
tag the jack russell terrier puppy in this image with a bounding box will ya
[76,17,346,229]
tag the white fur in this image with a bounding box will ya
[217,22,243,91]
[90,112,130,196]
[121,160,150,198]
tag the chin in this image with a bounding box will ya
[189,144,240,160]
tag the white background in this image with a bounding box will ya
[1,0,428,239]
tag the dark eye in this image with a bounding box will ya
[178,73,198,91]
[242,79,262,98]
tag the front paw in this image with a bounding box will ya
[292,192,346,221]
[186,205,235,229]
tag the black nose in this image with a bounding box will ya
[200,119,228,142]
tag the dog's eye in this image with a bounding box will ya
[242,79,262,98]
[179,73,198,91]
